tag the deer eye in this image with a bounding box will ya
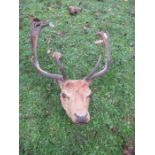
[87,93,93,99]
[61,93,69,99]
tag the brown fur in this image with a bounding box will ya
[58,80,92,123]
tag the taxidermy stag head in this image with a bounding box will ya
[30,18,110,124]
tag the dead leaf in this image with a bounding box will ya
[58,31,67,37]
[68,6,81,15]
[123,141,135,155]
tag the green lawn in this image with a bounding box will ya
[19,0,135,154]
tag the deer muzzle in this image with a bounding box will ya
[74,112,90,124]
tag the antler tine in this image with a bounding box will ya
[30,17,65,81]
[83,54,102,81]
[84,31,110,81]
[52,52,67,80]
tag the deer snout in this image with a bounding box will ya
[74,112,90,124]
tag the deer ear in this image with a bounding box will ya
[86,80,92,86]
[56,80,65,88]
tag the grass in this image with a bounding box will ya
[19,0,135,154]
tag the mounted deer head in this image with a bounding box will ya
[30,18,110,124]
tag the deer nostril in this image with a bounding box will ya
[74,113,88,123]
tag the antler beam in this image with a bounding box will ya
[30,17,66,81]
[84,32,110,81]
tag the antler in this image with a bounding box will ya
[84,32,110,81]
[30,17,67,81]
[52,52,67,80]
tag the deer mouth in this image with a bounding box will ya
[74,120,89,125]
[76,122,88,125]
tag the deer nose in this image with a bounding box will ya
[74,113,88,124]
